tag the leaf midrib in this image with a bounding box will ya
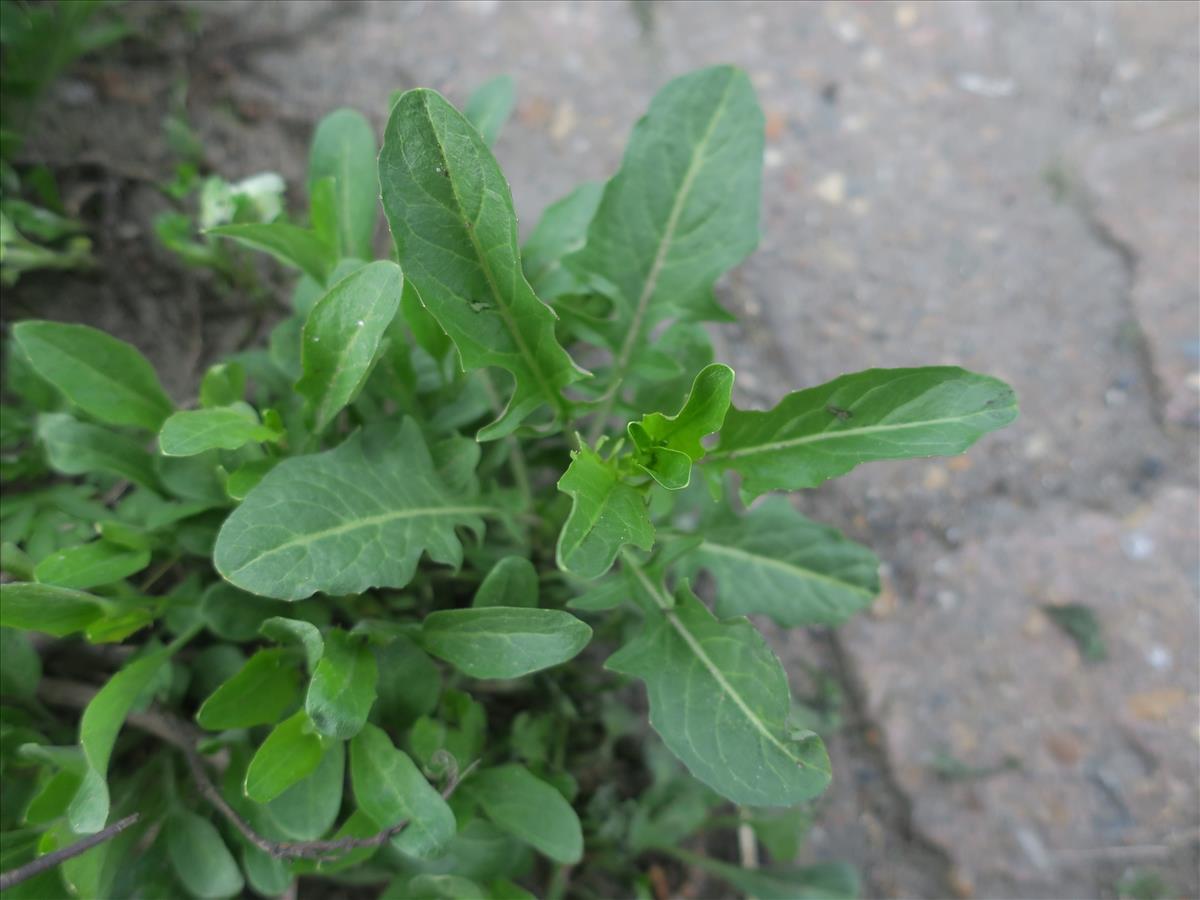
[419,91,565,419]
[225,504,498,576]
[704,406,1015,462]
[622,554,817,771]
[587,71,738,440]
[698,540,875,598]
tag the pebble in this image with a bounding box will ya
[814,172,847,206]
[1120,531,1155,561]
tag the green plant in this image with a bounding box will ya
[0,0,129,285]
[0,66,1017,898]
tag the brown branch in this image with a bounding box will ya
[0,814,140,890]
[36,678,478,862]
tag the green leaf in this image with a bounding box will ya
[606,580,831,806]
[350,723,456,858]
[470,764,583,864]
[71,645,177,833]
[563,66,762,421]
[198,361,245,408]
[0,628,41,699]
[308,108,379,260]
[556,443,654,579]
[165,810,244,899]
[260,616,324,671]
[196,648,302,730]
[224,459,277,502]
[401,874,488,899]
[209,222,333,285]
[473,556,538,608]
[241,845,292,898]
[32,540,150,590]
[158,405,281,457]
[522,181,604,299]
[463,75,516,148]
[37,413,161,489]
[254,739,345,841]
[306,628,377,739]
[13,321,173,431]
[379,88,584,439]
[295,261,402,434]
[214,419,490,601]
[0,582,108,636]
[629,363,733,489]
[401,280,450,361]
[244,709,325,803]
[1043,603,1107,662]
[669,848,858,900]
[706,367,1019,498]
[200,582,291,642]
[373,635,441,728]
[421,608,591,679]
[673,496,879,627]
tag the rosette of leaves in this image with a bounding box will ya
[0,67,1015,898]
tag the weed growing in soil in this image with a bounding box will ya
[0,67,1017,898]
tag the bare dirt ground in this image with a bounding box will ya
[8,2,1198,897]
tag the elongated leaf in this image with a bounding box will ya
[198,361,245,408]
[470,764,582,864]
[209,222,333,285]
[244,710,326,803]
[607,581,830,807]
[0,582,108,636]
[308,108,379,259]
[0,627,41,698]
[13,321,173,431]
[464,75,516,148]
[473,556,538,608]
[33,540,149,590]
[196,648,302,730]
[379,88,584,439]
[674,497,879,627]
[706,367,1018,498]
[556,444,654,579]
[165,810,244,899]
[563,66,762,412]
[214,419,490,601]
[71,646,176,832]
[296,261,402,433]
[629,363,733,489]
[306,628,377,739]
[38,413,160,489]
[670,848,858,900]
[522,182,604,299]
[421,607,591,679]
[350,723,456,858]
[159,405,280,457]
[373,635,441,727]
[253,740,345,841]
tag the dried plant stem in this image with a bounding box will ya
[0,814,141,890]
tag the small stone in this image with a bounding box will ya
[1045,731,1084,765]
[895,4,918,28]
[1146,645,1172,671]
[814,172,846,206]
[1023,608,1048,637]
[765,110,787,142]
[1121,531,1155,561]
[924,465,950,490]
[948,456,973,473]
[1127,688,1187,722]
[936,589,959,610]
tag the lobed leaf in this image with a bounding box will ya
[556,443,654,579]
[629,363,732,489]
[607,580,831,807]
[706,366,1018,498]
[379,88,584,439]
[673,496,879,627]
[421,607,591,679]
[214,419,490,601]
[295,261,402,434]
[13,321,173,431]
